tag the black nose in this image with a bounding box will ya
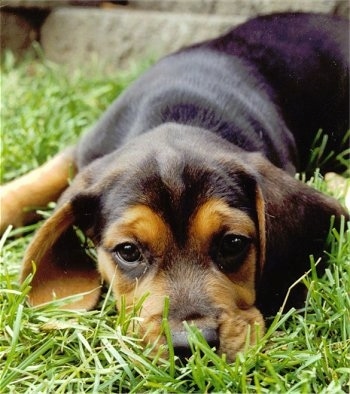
[171,328,219,359]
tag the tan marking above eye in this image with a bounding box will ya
[189,199,258,292]
[189,199,257,251]
[102,204,170,256]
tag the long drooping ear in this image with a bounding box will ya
[20,192,102,310]
[250,153,349,317]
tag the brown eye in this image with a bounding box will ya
[215,234,251,273]
[112,242,149,279]
[114,242,142,264]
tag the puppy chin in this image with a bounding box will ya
[218,306,265,362]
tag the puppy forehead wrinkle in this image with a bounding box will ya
[156,146,186,192]
[102,204,169,249]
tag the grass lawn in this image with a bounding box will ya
[1,51,349,393]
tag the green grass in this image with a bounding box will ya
[1,51,350,393]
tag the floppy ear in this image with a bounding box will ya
[20,192,102,310]
[250,154,349,317]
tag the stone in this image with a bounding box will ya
[1,0,69,8]
[129,0,349,17]
[41,7,245,69]
[213,0,348,15]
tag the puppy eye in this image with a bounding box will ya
[112,242,149,279]
[114,242,143,265]
[215,234,251,273]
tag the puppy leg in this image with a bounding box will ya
[0,147,76,233]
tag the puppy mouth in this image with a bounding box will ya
[170,326,220,360]
[136,303,264,362]
[138,316,221,360]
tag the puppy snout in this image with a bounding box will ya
[171,327,220,359]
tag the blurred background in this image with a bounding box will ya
[1,0,349,71]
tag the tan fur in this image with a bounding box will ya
[99,205,171,347]
[255,186,266,272]
[205,271,265,360]
[189,200,264,359]
[21,201,101,310]
[190,199,258,292]
[98,199,264,359]
[98,247,168,348]
[103,204,171,256]
[0,148,75,233]
[190,199,256,249]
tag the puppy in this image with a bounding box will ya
[1,12,349,360]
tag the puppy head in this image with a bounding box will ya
[21,123,347,360]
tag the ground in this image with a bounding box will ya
[0,52,349,393]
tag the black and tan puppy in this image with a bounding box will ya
[1,12,349,360]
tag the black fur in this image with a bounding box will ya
[56,12,349,317]
[77,13,349,174]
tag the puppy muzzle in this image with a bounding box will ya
[171,327,220,359]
